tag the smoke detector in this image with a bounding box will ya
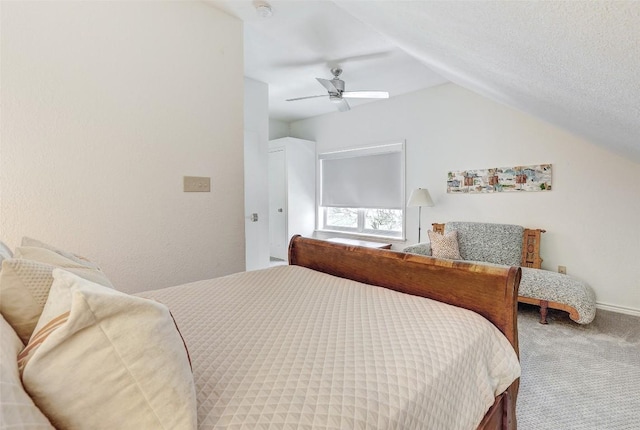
[255,1,273,18]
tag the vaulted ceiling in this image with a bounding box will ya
[210,1,640,162]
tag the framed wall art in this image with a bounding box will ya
[447,164,552,193]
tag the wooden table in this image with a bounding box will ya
[326,237,392,250]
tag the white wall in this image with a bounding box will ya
[269,119,290,140]
[290,84,640,314]
[244,78,270,270]
[0,1,246,293]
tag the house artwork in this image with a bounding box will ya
[447,164,552,193]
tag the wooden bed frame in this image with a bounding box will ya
[288,235,521,430]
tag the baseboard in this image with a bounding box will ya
[596,302,640,317]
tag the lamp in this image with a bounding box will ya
[407,188,434,242]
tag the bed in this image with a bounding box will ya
[142,236,522,430]
[1,235,521,429]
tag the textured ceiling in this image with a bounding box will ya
[211,0,640,162]
[334,1,640,161]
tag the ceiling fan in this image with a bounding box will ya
[286,68,389,112]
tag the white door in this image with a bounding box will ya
[244,130,269,271]
[269,149,287,260]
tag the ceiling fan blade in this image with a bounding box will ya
[342,91,389,99]
[286,95,327,102]
[274,50,393,69]
[316,78,338,93]
[337,98,350,112]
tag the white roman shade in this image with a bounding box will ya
[320,143,404,209]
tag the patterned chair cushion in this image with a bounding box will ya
[445,222,524,266]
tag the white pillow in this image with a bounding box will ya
[14,246,113,287]
[21,237,101,270]
[0,247,113,344]
[19,270,197,430]
[0,241,12,266]
[0,314,54,429]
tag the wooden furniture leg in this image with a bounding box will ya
[539,300,549,324]
[519,296,583,324]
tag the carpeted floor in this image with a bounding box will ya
[517,304,640,430]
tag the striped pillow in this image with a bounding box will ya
[20,269,197,430]
[18,312,70,374]
[428,230,463,260]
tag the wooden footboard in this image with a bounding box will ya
[288,236,521,430]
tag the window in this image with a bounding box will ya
[318,142,405,238]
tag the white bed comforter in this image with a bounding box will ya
[141,265,520,430]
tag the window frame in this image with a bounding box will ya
[317,141,406,240]
[321,207,404,238]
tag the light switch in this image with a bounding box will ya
[183,176,211,192]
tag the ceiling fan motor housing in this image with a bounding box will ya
[331,78,345,93]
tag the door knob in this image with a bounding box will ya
[277,208,283,212]
[250,213,258,222]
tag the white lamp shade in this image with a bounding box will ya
[407,188,434,207]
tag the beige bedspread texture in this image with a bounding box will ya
[140,265,520,430]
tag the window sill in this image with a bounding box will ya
[313,229,407,244]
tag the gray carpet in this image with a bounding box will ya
[517,304,640,430]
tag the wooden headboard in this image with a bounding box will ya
[432,222,546,269]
